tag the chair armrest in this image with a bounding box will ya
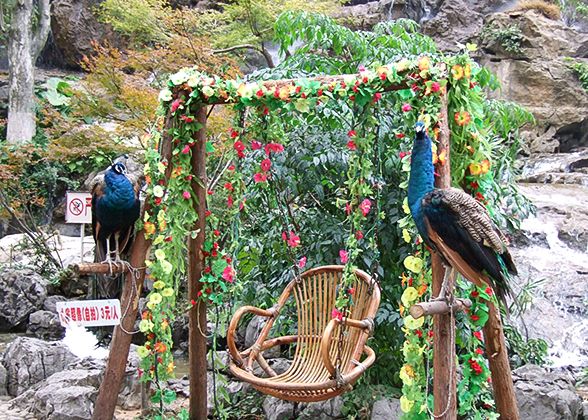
[227,305,277,367]
[320,316,375,376]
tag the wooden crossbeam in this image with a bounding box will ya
[409,298,472,319]
[67,262,137,275]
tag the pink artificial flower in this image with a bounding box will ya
[299,257,307,268]
[346,202,351,215]
[251,141,262,150]
[228,196,233,208]
[372,92,382,103]
[183,191,191,199]
[339,250,349,264]
[223,265,235,283]
[401,103,412,112]
[431,82,441,92]
[331,309,343,321]
[254,173,267,183]
[171,100,183,113]
[261,158,271,172]
[282,231,300,247]
[347,140,357,151]
[360,199,371,216]
[239,200,245,211]
[399,151,407,159]
[182,144,190,154]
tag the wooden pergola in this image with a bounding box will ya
[82,71,519,420]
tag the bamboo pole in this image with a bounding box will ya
[92,113,176,420]
[188,106,208,420]
[410,298,471,319]
[431,91,457,419]
[69,263,129,275]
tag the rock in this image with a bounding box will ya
[262,396,294,420]
[479,11,588,151]
[0,364,6,396]
[513,364,583,420]
[245,316,280,358]
[34,385,96,420]
[253,358,291,377]
[370,397,402,420]
[299,396,343,419]
[207,350,230,372]
[0,269,49,331]
[3,337,78,396]
[43,296,68,313]
[48,0,122,69]
[27,310,65,340]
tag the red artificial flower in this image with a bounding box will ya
[470,181,479,189]
[474,331,482,340]
[356,231,363,240]
[414,329,423,338]
[237,151,245,159]
[214,230,220,236]
[230,129,239,138]
[254,173,267,183]
[471,290,479,298]
[165,236,172,242]
[401,103,412,112]
[282,231,301,247]
[396,133,405,139]
[431,82,441,92]
[228,196,233,208]
[471,314,480,321]
[233,141,245,152]
[261,158,271,172]
[251,141,262,150]
[347,140,357,151]
[399,151,407,158]
[265,143,284,156]
[154,197,162,205]
[475,348,484,355]
[485,287,493,296]
[228,165,236,171]
[349,130,357,138]
[349,288,356,295]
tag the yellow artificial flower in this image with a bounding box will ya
[153,280,165,289]
[402,229,411,243]
[167,361,175,374]
[403,256,423,273]
[161,288,174,297]
[161,319,169,331]
[400,396,415,413]
[401,287,419,307]
[137,346,150,358]
[399,364,415,386]
[139,319,154,333]
[161,260,173,275]
[402,198,410,214]
[404,315,425,330]
[153,235,164,246]
[149,293,162,305]
[144,222,156,235]
[155,249,166,261]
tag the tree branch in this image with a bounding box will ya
[212,44,274,68]
[31,0,50,60]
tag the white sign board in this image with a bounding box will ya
[65,191,92,224]
[56,299,121,327]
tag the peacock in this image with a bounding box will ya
[90,160,141,279]
[407,122,516,308]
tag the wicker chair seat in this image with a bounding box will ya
[227,265,381,402]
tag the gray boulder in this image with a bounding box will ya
[371,397,401,420]
[299,396,343,419]
[3,337,77,396]
[0,269,49,330]
[514,364,583,420]
[246,315,280,358]
[0,364,6,396]
[262,396,294,420]
[34,385,96,420]
[27,310,65,340]
[43,296,68,313]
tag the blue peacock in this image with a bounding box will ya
[90,161,141,275]
[407,122,516,307]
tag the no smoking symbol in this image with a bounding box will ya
[69,198,84,216]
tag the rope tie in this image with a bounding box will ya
[363,317,375,337]
[335,368,353,392]
[118,261,141,335]
[351,359,366,372]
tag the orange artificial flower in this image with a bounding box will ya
[417,283,428,295]
[144,222,156,235]
[438,150,447,165]
[167,361,175,374]
[403,364,415,378]
[418,56,431,72]
[161,319,169,331]
[145,174,152,185]
[399,302,405,317]
[155,342,167,353]
[464,62,472,78]
[454,110,471,126]
[469,163,483,175]
[451,65,464,80]
[481,159,490,174]
[278,86,290,100]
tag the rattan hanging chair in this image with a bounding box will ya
[227,265,381,402]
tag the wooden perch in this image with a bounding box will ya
[68,263,139,275]
[409,298,472,319]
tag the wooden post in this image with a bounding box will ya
[431,92,457,419]
[483,301,520,419]
[92,114,176,420]
[188,106,208,420]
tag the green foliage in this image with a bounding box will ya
[503,324,550,368]
[556,0,588,26]
[565,57,588,92]
[481,23,525,54]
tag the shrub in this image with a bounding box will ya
[512,0,561,20]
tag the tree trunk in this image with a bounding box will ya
[6,0,51,144]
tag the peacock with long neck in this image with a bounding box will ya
[406,122,516,308]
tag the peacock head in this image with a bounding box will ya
[111,162,127,176]
[415,122,427,140]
